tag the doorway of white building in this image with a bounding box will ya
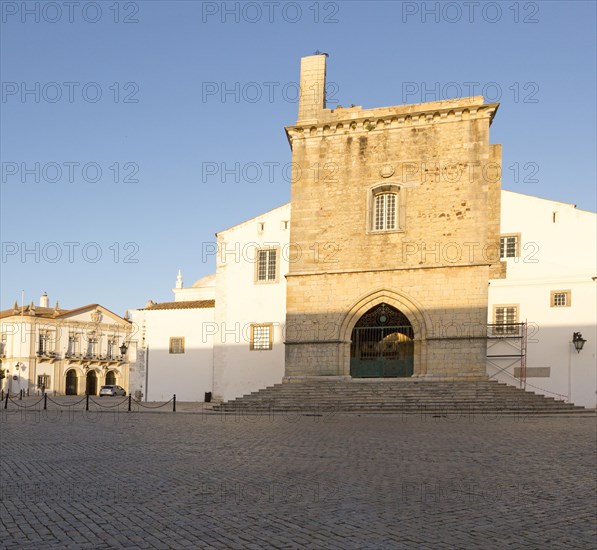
[85,371,98,395]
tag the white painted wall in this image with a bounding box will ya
[488,191,597,408]
[130,306,215,402]
[213,204,290,401]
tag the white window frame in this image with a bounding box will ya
[255,248,279,284]
[369,183,404,233]
[68,332,81,357]
[500,234,520,259]
[86,332,97,358]
[38,330,56,356]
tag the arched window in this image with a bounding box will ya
[370,184,402,232]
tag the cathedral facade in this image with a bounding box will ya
[123,55,594,408]
[284,54,504,380]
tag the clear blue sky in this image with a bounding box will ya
[1,0,595,315]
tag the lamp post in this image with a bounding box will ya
[568,332,588,403]
[572,332,586,354]
[14,362,25,393]
[119,341,128,358]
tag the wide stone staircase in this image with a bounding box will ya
[212,379,592,415]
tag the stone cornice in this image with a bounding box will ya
[285,102,499,144]
[286,262,496,278]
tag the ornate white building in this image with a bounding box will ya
[0,295,132,396]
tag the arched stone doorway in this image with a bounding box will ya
[105,370,116,386]
[65,369,78,395]
[350,303,414,378]
[85,370,98,395]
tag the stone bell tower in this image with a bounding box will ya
[284,53,505,381]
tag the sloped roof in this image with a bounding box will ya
[0,305,65,319]
[142,300,215,311]
[0,303,130,323]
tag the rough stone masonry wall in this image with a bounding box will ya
[284,55,503,379]
[285,266,490,378]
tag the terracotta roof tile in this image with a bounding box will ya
[142,300,215,311]
[0,305,66,319]
[0,303,129,322]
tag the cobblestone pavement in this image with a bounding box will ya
[1,405,595,549]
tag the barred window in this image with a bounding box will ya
[250,324,273,351]
[500,235,519,259]
[551,290,571,308]
[256,249,278,283]
[374,193,397,231]
[169,337,185,354]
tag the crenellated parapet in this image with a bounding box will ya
[287,98,498,144]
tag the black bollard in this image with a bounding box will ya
[19,389,23,400]
[86,393,89,411]
[173,394,176,412]
[4,390,8,409]
[44,393,47,410]
[128,394,132,412]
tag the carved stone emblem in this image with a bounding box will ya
[379,164,395,178]
[91,309,102,323]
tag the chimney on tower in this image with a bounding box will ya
[40,292,49,308]
[297,53,328,124]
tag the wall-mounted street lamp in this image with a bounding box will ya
[119,342,128,357]
[572,332,587,354]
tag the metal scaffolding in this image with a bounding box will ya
[486,322,528,389]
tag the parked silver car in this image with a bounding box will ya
[99,385,126,397]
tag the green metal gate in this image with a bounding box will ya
[350,326,414,378]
